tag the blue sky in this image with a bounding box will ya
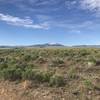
[0,0,100,46]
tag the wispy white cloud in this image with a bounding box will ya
[0,13,49,29]
[47,20,94,29]
[0,0,60,5]
[0,0,65,12]
[80,0,100,13]
[34,0,58,6]
[65,0,77,9]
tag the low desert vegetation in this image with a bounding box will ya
[0,48,100,99]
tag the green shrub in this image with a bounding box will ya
[22,68,53,83]
[42,71,53,82]
[0,63,8,70]
[23,55,32,61]
[33,71,51,82]
[88,56,96,65]
[31,51,39,60]
[1,68,22,81]
[22,68,38,80]
[79,49,90,56]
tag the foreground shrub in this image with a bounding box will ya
[22,68,53,83]
[22,68,36,80]
[35,71,53,82]
[0,68,22,81]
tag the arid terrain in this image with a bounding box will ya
[0,48,100,100]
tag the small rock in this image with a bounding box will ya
[88,91,92,95]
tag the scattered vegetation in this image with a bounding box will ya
[0,48,100,99]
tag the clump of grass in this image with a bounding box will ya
[79,49,90,57]
[23,54,32,61]
[83,79,93,90]
[36,56,47,64]
[0,57,5,63]
[67,67,79,79]
[40,71,53,82]
[87,56,96,66]
[49,58,64,67]
[49,74,65,87]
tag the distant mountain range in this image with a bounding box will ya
[0,44,100,48]
[72,45,100,48]
[0,43,65,48]
[30,43,65,48]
